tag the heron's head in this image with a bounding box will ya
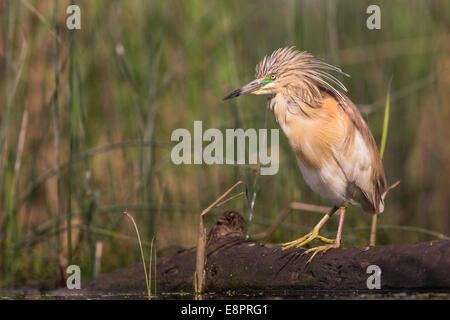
[223,46,348,103]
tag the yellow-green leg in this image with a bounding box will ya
[303,202,348,262]
[281,205,338,250]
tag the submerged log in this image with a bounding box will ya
[63,211,450,295]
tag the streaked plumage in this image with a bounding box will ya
[224,46,387,260]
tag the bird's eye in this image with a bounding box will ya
[270,74,276,80]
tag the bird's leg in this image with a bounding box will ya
[334,202,347,245]
[281,206,338,250]
[304,202,348,263]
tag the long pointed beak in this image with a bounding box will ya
[223,79,266,101]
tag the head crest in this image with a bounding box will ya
[255,46,349,105]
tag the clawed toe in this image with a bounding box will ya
[281,230,334,251]
[304,243,340,263]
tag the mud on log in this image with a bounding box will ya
[78,211,450,295]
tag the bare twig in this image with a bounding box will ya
[359,71,439,115]
[195,181,248,296]
[94,242,103,277]
[215,191,246,208]
[258,202,331,243]
[370,180,400,246]
[338,34,450,66]
[381,180,401,201]
[16,140,169,208]
[20,0,64,46]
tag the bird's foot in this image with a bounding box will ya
[304,242,340,263]
[281,228,334,251]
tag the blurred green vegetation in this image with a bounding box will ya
[0,0,449,288]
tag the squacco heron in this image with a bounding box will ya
[224,47,387,261]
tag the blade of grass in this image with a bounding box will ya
[52,0,62,265]
[0,39,27,196]
[379,80,391,160]
[3,104,29,287]
[123,210,151,300]
[370,78,392,246]
[148,236,154,299]
[20,0,64,46]
[1,32,27,286]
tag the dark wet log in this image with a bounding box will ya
[62,211,450,295]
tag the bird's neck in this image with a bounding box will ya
[271,88,322,126]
